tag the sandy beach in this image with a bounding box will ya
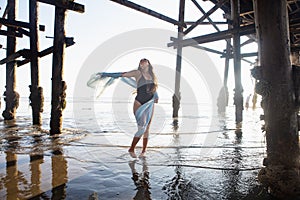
[0,98,273,199]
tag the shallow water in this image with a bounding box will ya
[0,97,274,199]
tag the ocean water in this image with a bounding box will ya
[0,97,273,200]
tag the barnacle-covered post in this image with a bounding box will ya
[29,0,44,125]
[217,32,231,113]
[50,5,67,135]
[253,0,300,198]
[2,0,19,120]
[173,0,185,118]
[231,0,243,126]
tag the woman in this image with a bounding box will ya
[122,58,158,158]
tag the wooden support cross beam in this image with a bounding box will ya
[0,38,74,66]
[16,37,75,67]
[184,0,228,35]
[220,52,258,58]
[241,38,256,47]
[16,28,30,37]
[109,0,185,27]
[191,45,224,55]
[190,0,233,53]
[37,0,84,13]
[169,24,255,47]
[0,49,30,65]
[0,29,22,38]
[185,21,228,25]
[191,0,221,32]
[0,17,30,29]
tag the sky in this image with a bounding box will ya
[0,0,257,103]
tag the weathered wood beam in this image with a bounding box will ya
[184,0,227,35]
[291,45,300,52]
[169,24,255,47]
[190,0,235,55]
[240,10,254,16]
[0,29,22,37]
[290,17,300,27]
[241,38,255,47]
[192,44,256,64]
[0,17,30,29]
[15,26,45,37]
[0,39,74,67]
[109,0,185,27]
[191,0,221,31]
[241,58,254,64]
[0,49,30,65]
[220,52,258,58]
[192,45,224,55]
[40,37,74,58]
[289,7,300,16]
[16,27,30,37]
[16,38,74,67]
[185,21,227,25]
[37,0,84,13]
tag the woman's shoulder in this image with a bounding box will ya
[122,69,141,78]
[128,69,141,74]
[132,69,142,78]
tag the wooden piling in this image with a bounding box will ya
[29,0,43,125]
[223,37,231,89]
[254,0,300,197]
[50,6,67,135]
[231,0,243,125]
[217,37,230,113]
[173,0,185,118]
[2,0,19,120]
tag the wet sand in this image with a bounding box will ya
[0,100,275,199]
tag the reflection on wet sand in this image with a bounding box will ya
[221,129,243,199]
[0,102,272,199]
[5,151,19,200]
[30,154,43,198]
[129,158,151,200]
[163,119,190,199]
[0,134,68,199]
[51,145,68,200]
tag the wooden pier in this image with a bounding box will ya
[0,0,84,135]
[0,0,299,198]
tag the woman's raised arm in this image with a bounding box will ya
[122,70,140,79]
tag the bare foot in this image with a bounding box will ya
[128,150,137,158]
[139,152,146,158]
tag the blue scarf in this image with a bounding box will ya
[87,72,158,138]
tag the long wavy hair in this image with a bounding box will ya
[138,58,158,93]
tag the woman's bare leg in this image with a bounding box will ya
[141,106,154,154]
[128,100,142,157]
[142,138,148,153]
[129,137,140,152]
